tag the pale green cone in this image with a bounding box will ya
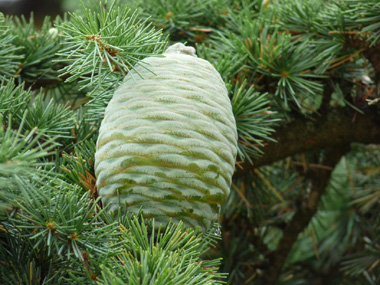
[95,43,237,231]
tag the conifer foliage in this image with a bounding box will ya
[1,0,380,284]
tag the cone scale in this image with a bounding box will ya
[95,43,237,231]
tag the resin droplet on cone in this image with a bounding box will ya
[95,43,237,231]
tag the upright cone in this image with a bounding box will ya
[95,43,237,231]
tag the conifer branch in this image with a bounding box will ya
[2,0,380,283]
[235,106,380,176]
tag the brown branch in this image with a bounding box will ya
[235,106,380,177]
[259,145,349,285]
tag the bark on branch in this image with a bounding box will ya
[235,106,380,177]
